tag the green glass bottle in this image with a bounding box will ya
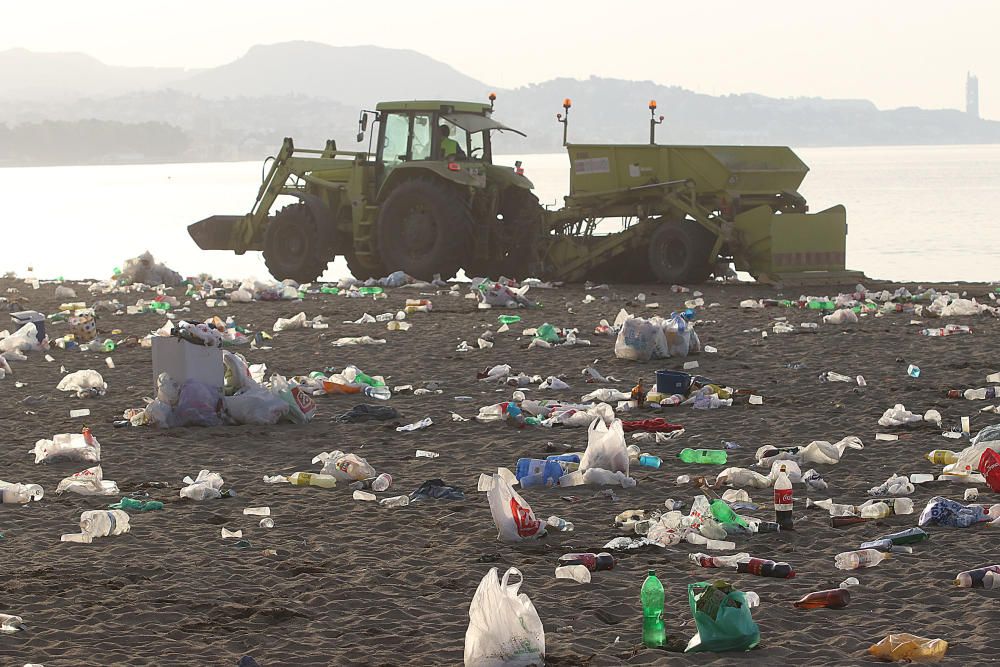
[709,499,748,527]
[497,315,522,325]
[358,286,383,295]
[678,448,728,465]
[641,570,666,648]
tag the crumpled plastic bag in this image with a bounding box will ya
[685,581,760,653]
[331,336,386,346]
[878,404,922,427]
[173,380,222,427]
[32,431,101,464]
[823,308,859,325]
[118,251,183,287]
[715,467,773,488]
[56,465,119,496]
[918,496,991,528]
[474,280,535,308]
[223,389,289,425]
[0,322,45,355]
[273,312,308,332]
[928,296,983,318]
[57,370,107,397]
[179,469,225,500]
[313,450,376,481]
[868,473,914,497]
[222,350,257,395]
[270,375,317,423]
[867,633,948,662]
[756,436,863,467]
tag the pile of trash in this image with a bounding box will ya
[614,310,701,361]
[471,277,537,309]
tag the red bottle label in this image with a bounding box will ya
[979,448,1000,493]
[774,488,793,508]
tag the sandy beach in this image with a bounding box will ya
[1,276,998,666]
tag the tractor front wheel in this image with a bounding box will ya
[647,220,716,284]
[376,178,469,280]
[263,203,331,283]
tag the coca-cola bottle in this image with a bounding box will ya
[794,588,851,609]
[773,465,794,530]
[736,557,795,578]
[558,552,616,572]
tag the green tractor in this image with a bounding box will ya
[190,96,862,285]
[189,97,540,282]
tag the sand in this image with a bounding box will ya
[1,277,998,666]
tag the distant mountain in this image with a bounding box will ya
[172,41,491,105]
[1,43,999,166]
[0,48,192,99]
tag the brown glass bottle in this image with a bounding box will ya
[793,588,851,609]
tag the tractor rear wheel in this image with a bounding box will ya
[376,178,469,280]
[468,188,542,279]
[647,220,716,284]
[263,203,331,283]
[345,251,385,282]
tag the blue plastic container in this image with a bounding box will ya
[515,458,566,487]
[656,370,692,395]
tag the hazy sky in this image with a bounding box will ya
[2,0,996,119]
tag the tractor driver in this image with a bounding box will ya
[439,124,466,160]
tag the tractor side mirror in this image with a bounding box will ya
[360,114,369,132]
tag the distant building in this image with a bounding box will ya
[967,72,979,118]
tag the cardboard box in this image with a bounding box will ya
[151,336,223,393]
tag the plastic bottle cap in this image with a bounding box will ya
[647,569,655,576]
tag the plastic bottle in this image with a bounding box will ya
[497,315,521,325]
[688,552,747,569]
[640,570,666,648]
[404,304,431,314]
[877,527,929,545]
[363,385,392,400]
[1,482,44,504]
[794,588,851,609]
[963,387,997,400]
[678,448,728,464]
[926,449,959,465]
[709,499,749,528]
[736,558,795,578]
[835,549,892,570]
[288,472,337,488]
[638,454,662,469]
[547,515,574,532]
[81,509,131,539]
[773,465,794,531]
[558,552,616,572]
[379,495,410,508]
[954,565,1000,589]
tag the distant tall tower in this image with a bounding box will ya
[966,72,979,118]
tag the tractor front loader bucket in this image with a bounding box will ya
[188,215,260,253]
[733,204,866,285]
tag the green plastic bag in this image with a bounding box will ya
[685,581,760,653]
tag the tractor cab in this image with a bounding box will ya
[361,100,525,186]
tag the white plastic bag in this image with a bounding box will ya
[487,474,546,542]
[663,313,694,358]
[313,450,376,481]
[579,418,629,475]
[223,390,289,425]
[464,567,545,667]
[32,431,101,464]
[55,465,119,496]
[180,469,224,500]
[57,370,107,397]
[273,312,307,332]
[615,317,667,361]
